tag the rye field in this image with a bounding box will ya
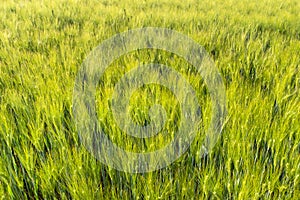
[0,0,299,199]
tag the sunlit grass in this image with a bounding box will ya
[0,0,299,199]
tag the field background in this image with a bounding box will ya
[0,0,299,199]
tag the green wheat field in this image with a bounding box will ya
[0,0,299,199]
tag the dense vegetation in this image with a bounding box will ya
[0,0,299,199]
